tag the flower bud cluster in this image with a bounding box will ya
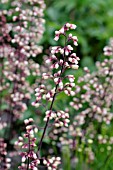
[15,118,40,170]
[49,48,79,70]
[43,157,61,170]
[16,118,61,170]
[54,23,77,41]
[48,109,69,142]
[70,58,113,125]
[44,110,70,127]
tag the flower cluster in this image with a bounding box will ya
[16,118,62,170]
[0,1,45,168]
[0,0,45,118]
[15,118,40,170]
[43,157,61,170]
[44,110,70,127]
[33,23,79,107]
[54,23,77,41]
[1,0,45,57]
[0,15,42,147]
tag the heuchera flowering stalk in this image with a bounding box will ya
[16,23,80,170]
[33,23,79,153]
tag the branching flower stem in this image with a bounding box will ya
[37,38,67,157]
